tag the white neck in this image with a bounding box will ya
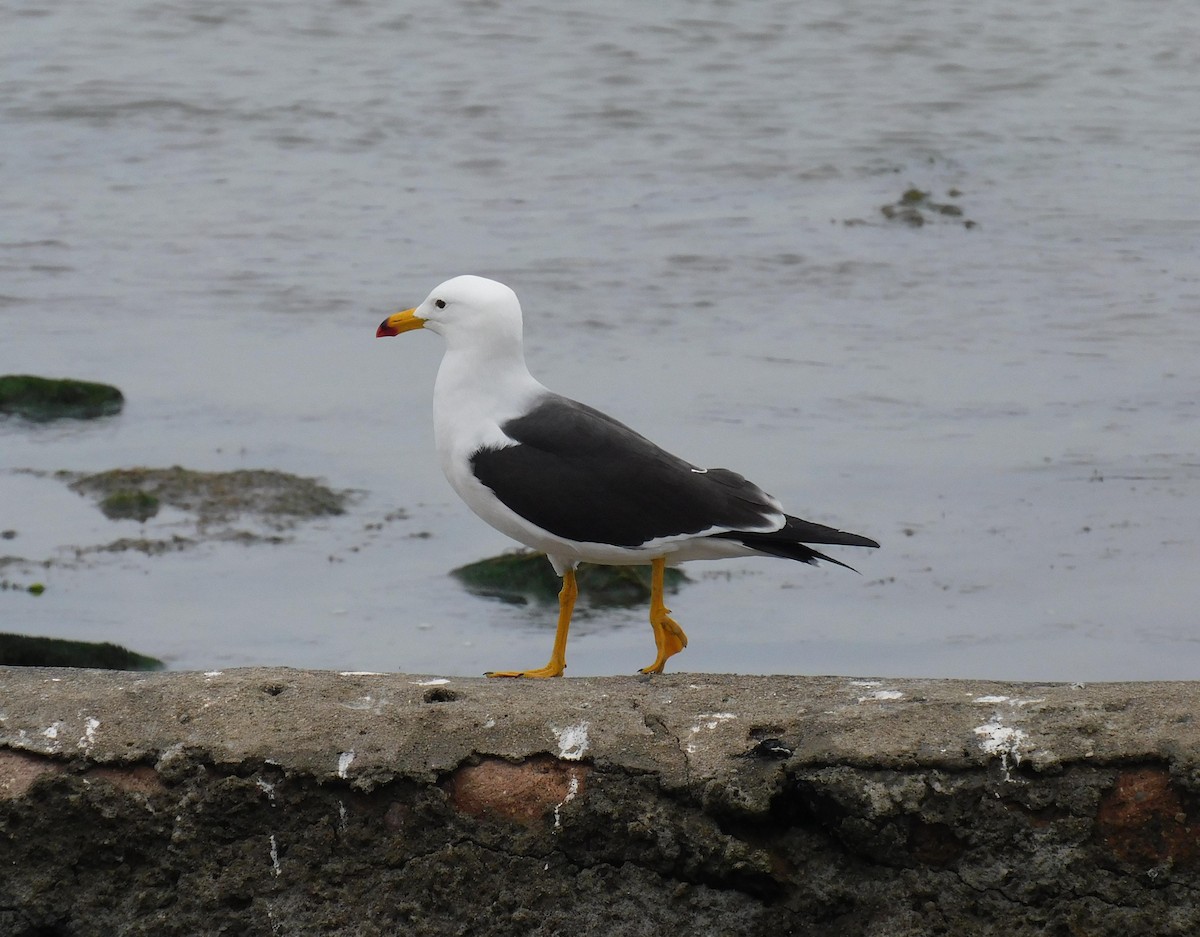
[432,336,547,466]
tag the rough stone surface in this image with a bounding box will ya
[2,668,1200,936]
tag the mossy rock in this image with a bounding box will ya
[99,489,161,522]
[67,467,348,528]
[0,374,124,421]
[0,632,164,670]
[452,550,689,607]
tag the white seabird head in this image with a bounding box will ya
[376,275,524,351]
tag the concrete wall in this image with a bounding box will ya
[2,667,1199,936]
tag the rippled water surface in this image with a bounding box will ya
[3,0,1198,679]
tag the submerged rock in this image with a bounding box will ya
[0,374,124,421]
[0,632,163,670]
[99,489,160,522]
[65,467,350,531]
[452,549,689,606]
[0,467,355,571]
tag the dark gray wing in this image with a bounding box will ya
[469,394,781,548]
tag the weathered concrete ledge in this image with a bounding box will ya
[2,668,1199,936]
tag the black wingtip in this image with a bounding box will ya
[779,516,880,549]
[811,548,861,573]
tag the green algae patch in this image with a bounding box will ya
[99,490,161,523]
[0,577,47,596]
[0,632,164,670]
[0,374,124,421]
[452,550,689,606]
[66,467,350,531]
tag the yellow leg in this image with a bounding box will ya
[486,568,577,678]
[638,557,688,674]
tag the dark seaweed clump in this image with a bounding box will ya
[879,187,976,229]
[452,550,688,607]
[0,632,164,670]
[0,374,124,421]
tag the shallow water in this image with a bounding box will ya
[3,0,1198,679]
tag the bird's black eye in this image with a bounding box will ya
[434,299,446,309]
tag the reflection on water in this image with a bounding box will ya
[3,0,1198,679]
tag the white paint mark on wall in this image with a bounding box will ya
[686,712,737,753]
[41,722,64,752]
[696,712,736,730]
[77,716,101,751]
[972,694,1045,707]
[553,722,589,761]
[337,751,355,779]
[269,834,281,876]
[256,779,277,803]
[553,773,582,831]
[858,689,905,703]
[974,717,1027,782]
[970,694,1047,782]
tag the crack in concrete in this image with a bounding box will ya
[639,709,692,788]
